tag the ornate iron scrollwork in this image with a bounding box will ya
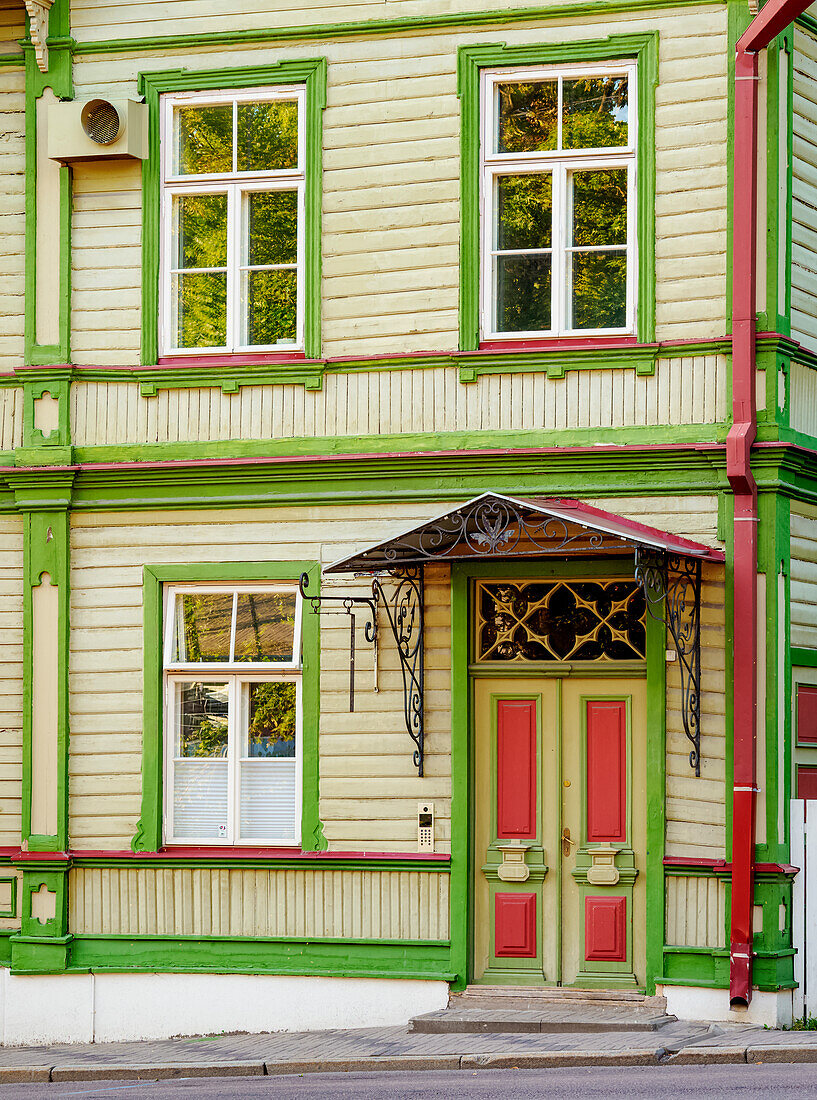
[299,569,425,776]
[635,549,703,776]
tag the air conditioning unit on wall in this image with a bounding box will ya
[47,98,148,162]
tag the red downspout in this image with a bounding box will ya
[728,0,812,1007]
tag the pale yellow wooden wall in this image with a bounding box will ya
[69,2,729,365]
[69,865,450,938]
[68,497,723,858]
[68,506,453,852]
[0,64,24,374]
[791,501,817,650]
[789,361,817,439]
[0,516,24,846]
[0,389,23,451]
[69,357,727,446]
[0,1,23,53]
[665,874,725,948]
[793,26,817,353]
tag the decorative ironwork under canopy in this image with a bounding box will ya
[308,494,725,778]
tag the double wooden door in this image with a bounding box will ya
[473,676,647,987]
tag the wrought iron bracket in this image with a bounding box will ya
[635,549,703,776]
[299,568,425,776]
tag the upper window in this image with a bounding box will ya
[160,87,306,355]
[481,63,636,340]
[163,585,303,846]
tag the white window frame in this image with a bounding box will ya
[480,61,638,341]
[162,584,303,847]
[159,86,307,357]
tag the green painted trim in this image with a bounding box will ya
[136,560,320,853]
[68,935,453,979]
[20,508,71,851]
[71,0,722,57]
[138,60,327,365]
[457,33,657,350]
[23,28,73,367]
[20,369,72,453]
[0,876,18,919]
[791,647,817,668]
[0,53,24,68]
[645,592,666,997]
[450,565,470,990]
[72,856,449,871]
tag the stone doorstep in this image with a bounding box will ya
[410,1007,676,1035]
[454,987,667,1008]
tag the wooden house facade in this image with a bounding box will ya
[0,0,812,1042]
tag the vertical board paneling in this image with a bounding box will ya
[69,865,450,939]
[0,516,24,844]
[665,874,726,947]
[70,357,727,447]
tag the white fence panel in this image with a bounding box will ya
[792,798,806,1018]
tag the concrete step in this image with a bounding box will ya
[409,988,674,1035]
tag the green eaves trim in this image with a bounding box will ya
[71,0,722,56]
[457,33,658,350]
[136,560,321,854]
[138,60,326,365]
[72,856,450,871]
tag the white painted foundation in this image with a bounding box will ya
[657,983,794,1028]
[0,971,449,1045]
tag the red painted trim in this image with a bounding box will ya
[478,337,641,353]
[584,895,627,962]
[0,847,450,863]
[496,698,537,839]
[157,352,308,368]
[663,857,797,877]
[494,893,537,957]
[586,700,627,844]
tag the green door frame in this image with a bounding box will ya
[449,559,667,993]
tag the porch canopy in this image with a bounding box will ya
[325,492,726,574]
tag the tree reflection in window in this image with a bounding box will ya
[476,580,645,661]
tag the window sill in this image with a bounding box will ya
[157,351,309,369]
[477,336,640,353]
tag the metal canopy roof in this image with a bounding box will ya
[326,492,726,573]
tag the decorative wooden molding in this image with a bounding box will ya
[24,0,53,72]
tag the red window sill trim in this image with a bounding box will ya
[478,337,641,353]
[662,856,798,876]
[5,846,450,863]
[157,352,309,369]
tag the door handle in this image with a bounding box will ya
[561,827,575,857]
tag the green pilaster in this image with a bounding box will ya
[9,857,71,972]
[22,0,73,367]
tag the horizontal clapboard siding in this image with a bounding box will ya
[789,361,817,439]
[793,27,817,351]
[0,66,24,373]
[0,517,24,846]
[69,865,450,939]
[68,507,453,852]
[665,874,725,948]
[792,502,817,650]
[70,357,727,446]
[70,4,728,364]
[0,1,24,53]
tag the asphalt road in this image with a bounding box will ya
[5,1065,817,1099]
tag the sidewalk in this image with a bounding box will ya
[2,1018,817,1082]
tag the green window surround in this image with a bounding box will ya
[138,60,327,366]
[457,34,658,351]
[135,561,323,854]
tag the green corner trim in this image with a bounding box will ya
[457,33,657,350]
[137,560,320,853]
[138,59,327,365]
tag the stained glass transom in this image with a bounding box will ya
[476,580,646,662]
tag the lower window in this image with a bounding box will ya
[163,585,303,845]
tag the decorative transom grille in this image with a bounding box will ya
[476,580,646,662]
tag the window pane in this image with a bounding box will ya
[237,100,298,172]
[246,191,298,266]
[496,81,558,153]
[175,681,229,757]
[173,194,227,269]
[562,76,628,150]
[497,174,552,250]
[175,104,233,175]
[173,593,233,663]
[173,759,229,839]
[571,250,627,330]
[242,269,297,345]
[235,593,297,664]
[496,254,552,333]
[244,682,297,757]
[172,272,227,348]
[240,759,297,840]
[571,170,627,247]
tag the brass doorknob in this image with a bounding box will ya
[561,827,575,857]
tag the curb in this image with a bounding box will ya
[669,1047,747,1065]
[460,1050,665,1069]
[266,1056,464,1075]
[49,1063,267,1081]
[747,1046,817,1063]
[0,1068,52,1083]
